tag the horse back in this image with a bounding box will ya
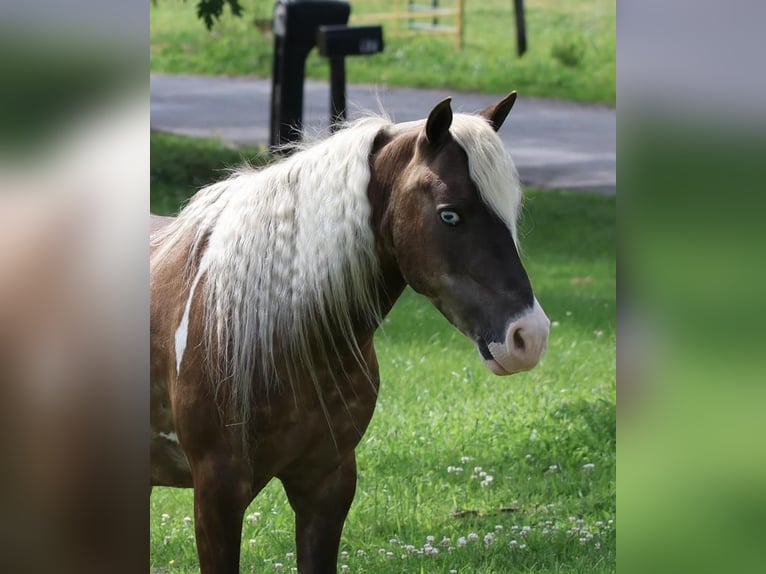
[150,213,174,236]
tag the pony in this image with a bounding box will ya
[150,92,550,573]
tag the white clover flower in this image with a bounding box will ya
[356,549,365,557]
[246,512,262,523]
[595,542,601,550]
[163,535,171,545]
[460,456,472,463]
[547,465,559,473]
[494,525,503,532]
[457,537,467,547]
[161,513,170,523]
[479,470,487,478]
[473,466,483,473]
[340,566,349,574]
[519,544,527,550]
[483,533,494,546]
[386,551,393,559]
[248,539,256,547]
[583,463,596,472]
[450,570,458,574]
[467,532,479,543]
[340,551,348,560]
[183,516,192,526]
[426,535,435,543]
[440,536,451,547]
[401,554,407,560]
[509,539,518,547]
[389,537,399,545]
[595,521,604,528]
[579,538,587,545]
[285,552,294,560]
[291,569,297,573]
[378,548,386,555]
[274,563,283,571]
[448,546,455,553]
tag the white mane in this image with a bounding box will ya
[153,117,393,431]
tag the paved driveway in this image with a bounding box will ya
[151,74,615,193]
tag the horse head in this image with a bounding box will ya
[376,93,550,375]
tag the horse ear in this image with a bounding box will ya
[479,91,517,131]
[425,97,453,146]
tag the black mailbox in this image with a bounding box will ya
[270,0,350,148]
[317,25,384,57]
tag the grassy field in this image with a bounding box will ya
[150,0,615,104]
[149,132,615,572]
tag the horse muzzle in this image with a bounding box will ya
[478,298,550,376]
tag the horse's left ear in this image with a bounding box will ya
[425,97,453,146]
[479,91,517,131]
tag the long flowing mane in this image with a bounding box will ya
[152,117,394,431]
[151,112,522,434]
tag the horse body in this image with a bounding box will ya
[150,94,549,573]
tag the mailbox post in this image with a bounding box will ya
[270,0,384,149]
[317,25,384,129]
[270,0,350,147]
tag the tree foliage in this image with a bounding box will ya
[194,0,243,29]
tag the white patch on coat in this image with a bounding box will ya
[174,250,211,376]
[157,431,179,444]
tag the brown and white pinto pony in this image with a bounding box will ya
[150,92,550,573]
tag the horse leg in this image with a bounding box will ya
[191,455,253,574]
[281,452,357,574]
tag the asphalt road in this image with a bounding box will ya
[151,74,615,194]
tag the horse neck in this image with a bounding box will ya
[366,130,418,319]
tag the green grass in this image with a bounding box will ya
[151,0,615,104]
[150,133,615,572]
[150,131,269,214]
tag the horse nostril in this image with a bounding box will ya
[512,327,526,352]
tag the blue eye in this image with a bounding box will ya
[439,210,461,226]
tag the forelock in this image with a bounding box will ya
[449,114,522,242]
